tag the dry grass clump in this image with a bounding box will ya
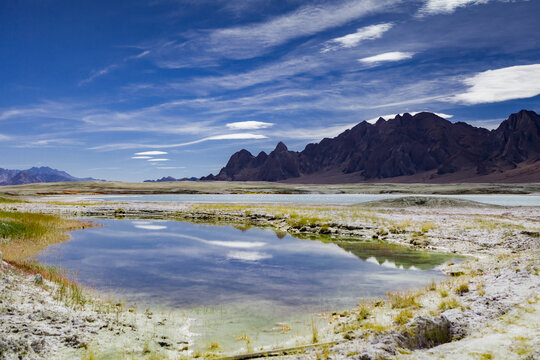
[420,221,437,233]
[426,279,438,291]
[394,310,413,325]
[14,259,87,306]
[388,291,419,309]
[439,297,460,310]
[356,305,371,321]
[465,217,527,231]
[455,283,470,295]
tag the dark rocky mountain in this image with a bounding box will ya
[0,167,95,186]
[144,176,198,182]
[201,110,540,183]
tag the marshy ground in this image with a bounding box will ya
[0,193,538,359]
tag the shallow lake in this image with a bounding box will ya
[81,193,540,206]
[37,219,461,351]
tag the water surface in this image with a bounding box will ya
[37,220,460,351]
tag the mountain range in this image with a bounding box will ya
[201,110,540,183]
[144,176,198,182]
[0,167,95,186]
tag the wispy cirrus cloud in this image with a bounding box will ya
[450,64,540,104]
[79,50,150,85]
[147,158,169,162]
[191,55,327,90]
[90,133,268,151]
[0,101,87,122]
[322,23,394,52]
[209,0,393,56]
[358,51,415,64]
[268,123,358,141]
[149,0,397,67]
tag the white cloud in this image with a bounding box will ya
[135,151,168,155]
[418,0,490,15]
[0,134,11,141]
[358,51,415,64]
[148,158,169,162]
[131,156,152,159]
[323,23,394,52]
[366,111,454,123]
[226,121,274,130]
[450,64,540,104]
[156,166,186,170]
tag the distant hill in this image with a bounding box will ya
[144,176,198,183]
[0,166,96,186]
[201,110,540,183]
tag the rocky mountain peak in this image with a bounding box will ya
[202,110,539,183]
[273,141,288,153]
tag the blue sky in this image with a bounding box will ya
[1,0,539,181]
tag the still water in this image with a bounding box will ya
[37,220,460,350]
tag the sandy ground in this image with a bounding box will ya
[1,196,539,359]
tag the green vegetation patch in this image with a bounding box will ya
[0,196,28,204]
[0,210,91,261]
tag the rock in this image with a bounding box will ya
[30,339,45,353]
[319,227,331,234]
[396,316,452,350]
[157,340,171,348]
[63,334,81,348]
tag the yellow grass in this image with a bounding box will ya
[0,210,92,261]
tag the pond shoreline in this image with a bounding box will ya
[1,197,539,359]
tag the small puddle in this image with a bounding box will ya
[36,219,461,353]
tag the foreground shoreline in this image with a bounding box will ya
[1,196,539,359]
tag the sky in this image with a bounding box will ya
[1,0,539,181]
